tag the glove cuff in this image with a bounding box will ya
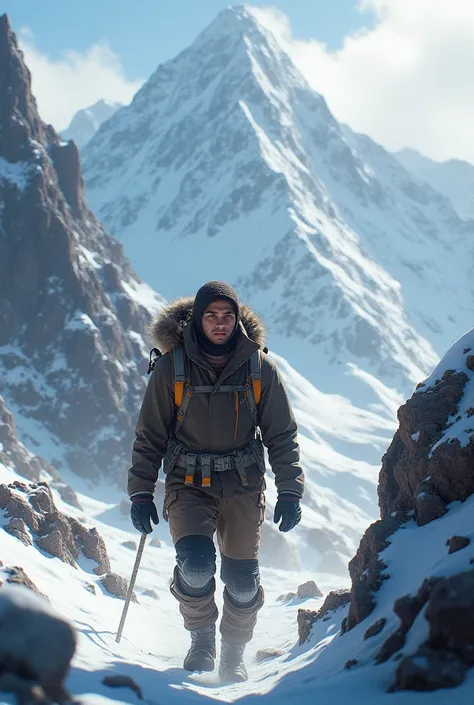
[130,491,154,503]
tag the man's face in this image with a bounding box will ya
[201,299,236,345]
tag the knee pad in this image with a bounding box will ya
[220,554,261,605]
[175,535,216,595]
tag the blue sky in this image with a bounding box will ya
[1,1,372,82]
[2,1,473,161]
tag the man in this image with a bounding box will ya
[128,281,304,683]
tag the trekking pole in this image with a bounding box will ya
[115,532,147,643]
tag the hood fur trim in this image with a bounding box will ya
[150,296,267,351]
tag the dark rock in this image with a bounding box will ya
[255,648,284,663]
[375,629,406,664]
[346,514,407,631]
[0,582,76,703]
[340,617,348,635]
[297,608,319,645]
[447,535,470,554]
[393,646,467,691]
[344,659,358,669]
[297,580,322,599]
[416,483,448,526]
[416,482,447,526]
[102,674,143,700]
[393,594,424,633]
[364,617,387,640]
[425,569,474,665]
[466,355,474,371]
[84,583,96,595]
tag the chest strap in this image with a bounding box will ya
[170,346,262,436]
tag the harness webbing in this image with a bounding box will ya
[170,346,262,438]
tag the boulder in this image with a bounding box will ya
[0,584,76,702]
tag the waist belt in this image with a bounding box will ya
[174,450,257,488]
[164,436,265,489]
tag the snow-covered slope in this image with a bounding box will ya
[61,99,123,149]
[395,147,474,221]
[82,6,473,404]
[2,454,474,703]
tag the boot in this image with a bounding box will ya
[183,624,216,672]
[219,640,248,683]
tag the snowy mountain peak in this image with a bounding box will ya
[61,99,123,149]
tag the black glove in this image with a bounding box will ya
[130,493,159,534]
[273,494,302,532]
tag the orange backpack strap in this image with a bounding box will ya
[249,350,262,405]
[171,347,186,407]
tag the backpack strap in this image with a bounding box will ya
[171,347,193,434]
[245,350,262,424]
[249,350,262,404]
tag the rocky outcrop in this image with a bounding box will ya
[298,589,351,644]
[386,570,474,691]
[0,14,162,484]
[345,513,408,631]
[0,564,47,599]
[337,332,474,692]
[379,362,474,522]
[0,480,124,597]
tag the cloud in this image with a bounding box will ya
[251,1,474,163]
[18,28,144,131]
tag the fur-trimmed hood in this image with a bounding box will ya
[150,296,267,352]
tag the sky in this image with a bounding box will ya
[2,0,474,162]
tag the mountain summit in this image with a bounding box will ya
[83,6,474,404]
[61,99,123,149]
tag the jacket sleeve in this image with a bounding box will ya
[127,357,174,499]
[257,356,304,499]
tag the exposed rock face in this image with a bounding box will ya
[0,14,163,484]
[344,334,474,679]
[0,480,122,596]
[345,513,408,631]
[297,589,351,644]
[379,365,474,522]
